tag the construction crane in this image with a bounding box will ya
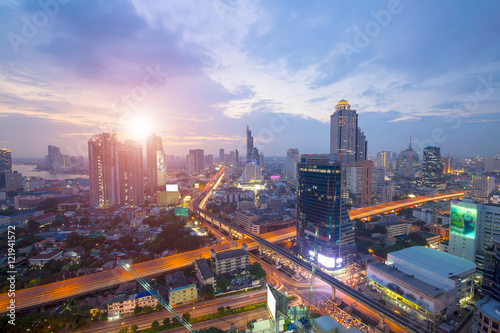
[117,260,196,333]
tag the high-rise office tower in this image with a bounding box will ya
[219,148,225,165]
[296,154,356,269]
[146,134,167,195]
[330,100,367,165]
[118,140,145,206]
[246,126,254,165]
[396,136,419,178]
[376,151,391,169]
[188,149,204,172]
[89,133,119,208]
[472,175,495,199]
[88,134,144,208]
[229,151,235,166]
[47,145,64,169]
[345,160,373,206]
[475,237,500,331]
[285,148,299,179]
[186,154,195,176]
[258,153,264,169]
[0,149,12,173]
[443,157,452,173]
[422,146,443,187]
[235,149,239,167]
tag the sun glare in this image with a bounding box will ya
[129,116,153,138]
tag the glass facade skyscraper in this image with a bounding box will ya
[0,149,12,173]
[296,154,356,269]
[422,146,443,187]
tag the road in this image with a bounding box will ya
[0,228,295,314]
[75,288,268,333]
[349,192,464,220]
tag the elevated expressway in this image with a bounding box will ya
[191,171,457,333]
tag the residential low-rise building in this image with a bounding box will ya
[135,290,158,309]
[194,258,216,289]
[165,271,197,307]
[29,250,63,267]
[413,207,437,225]
[107,294,136,319]
[210,243,249,275]
[33,212,56,227]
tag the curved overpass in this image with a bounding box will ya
[192,171,433,333]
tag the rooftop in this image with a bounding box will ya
[31,250,62,260]
[388,246,476,278]
[369,261,444,298]
[136,290,157,299]
[214,248,247,261]
[195,258,214,280]
[165,271,187,290]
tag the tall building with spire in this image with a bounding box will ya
[146,134,166,195]
[396,135,419,178]
[246,126,254,165]
[330,100,367,165]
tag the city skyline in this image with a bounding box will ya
[1,1,500,157]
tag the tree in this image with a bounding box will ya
[155,303,163,311]
[151,320,160,331]
[79,217,89,226]
[182,312,191,322]
[6,190,18,197]
[372,225,386,235]
[405,232,428,246]
[201,284,215,299]
[217,306,225,315]
[225,306,231,313]
[216,277,229,292]
[130,325,138,333]
[27,220,39,233]
[134,306,143,316]
[40,198,58,212]
[142,305,152,314]
[163,317,171,327]
[249,262,267,280]
[118,326,128,333]
[199,328,225,333]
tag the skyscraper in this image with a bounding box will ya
[422,146,443,187]
[0,149,12,173]
[219,148,225,165]
[296,154,356,269]
[88,133,144,208]
[285,148,299,179]
[330,100,367,165]
[246,126,254,165]
[118,140,145,206]
[346,160,374,206]
[396,136,419,178]
[186,154,195,176]
[88,133,119,208]
[146,134,166,195]
[188,149,204,172]
[376,151,391,169]
[47,145,64,169]
[442,156,452,173]
[235,149,239,167]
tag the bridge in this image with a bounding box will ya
[190,170,464,333]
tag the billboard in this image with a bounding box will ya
[174,207,189,217]
[157,151,166,186]
[165,184,179,192]
[450,203,477,239]
[266,284,288,321]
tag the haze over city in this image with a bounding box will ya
[1,1,500,158]
[2,2,500,333]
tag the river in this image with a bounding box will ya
[12,163,88,180]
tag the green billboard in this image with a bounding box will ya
[450,203,477,239]
[174,207,189,217]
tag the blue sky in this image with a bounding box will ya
[0,0,499,158]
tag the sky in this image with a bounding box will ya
[1,0,500,159]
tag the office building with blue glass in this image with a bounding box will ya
[296,154,356,269]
